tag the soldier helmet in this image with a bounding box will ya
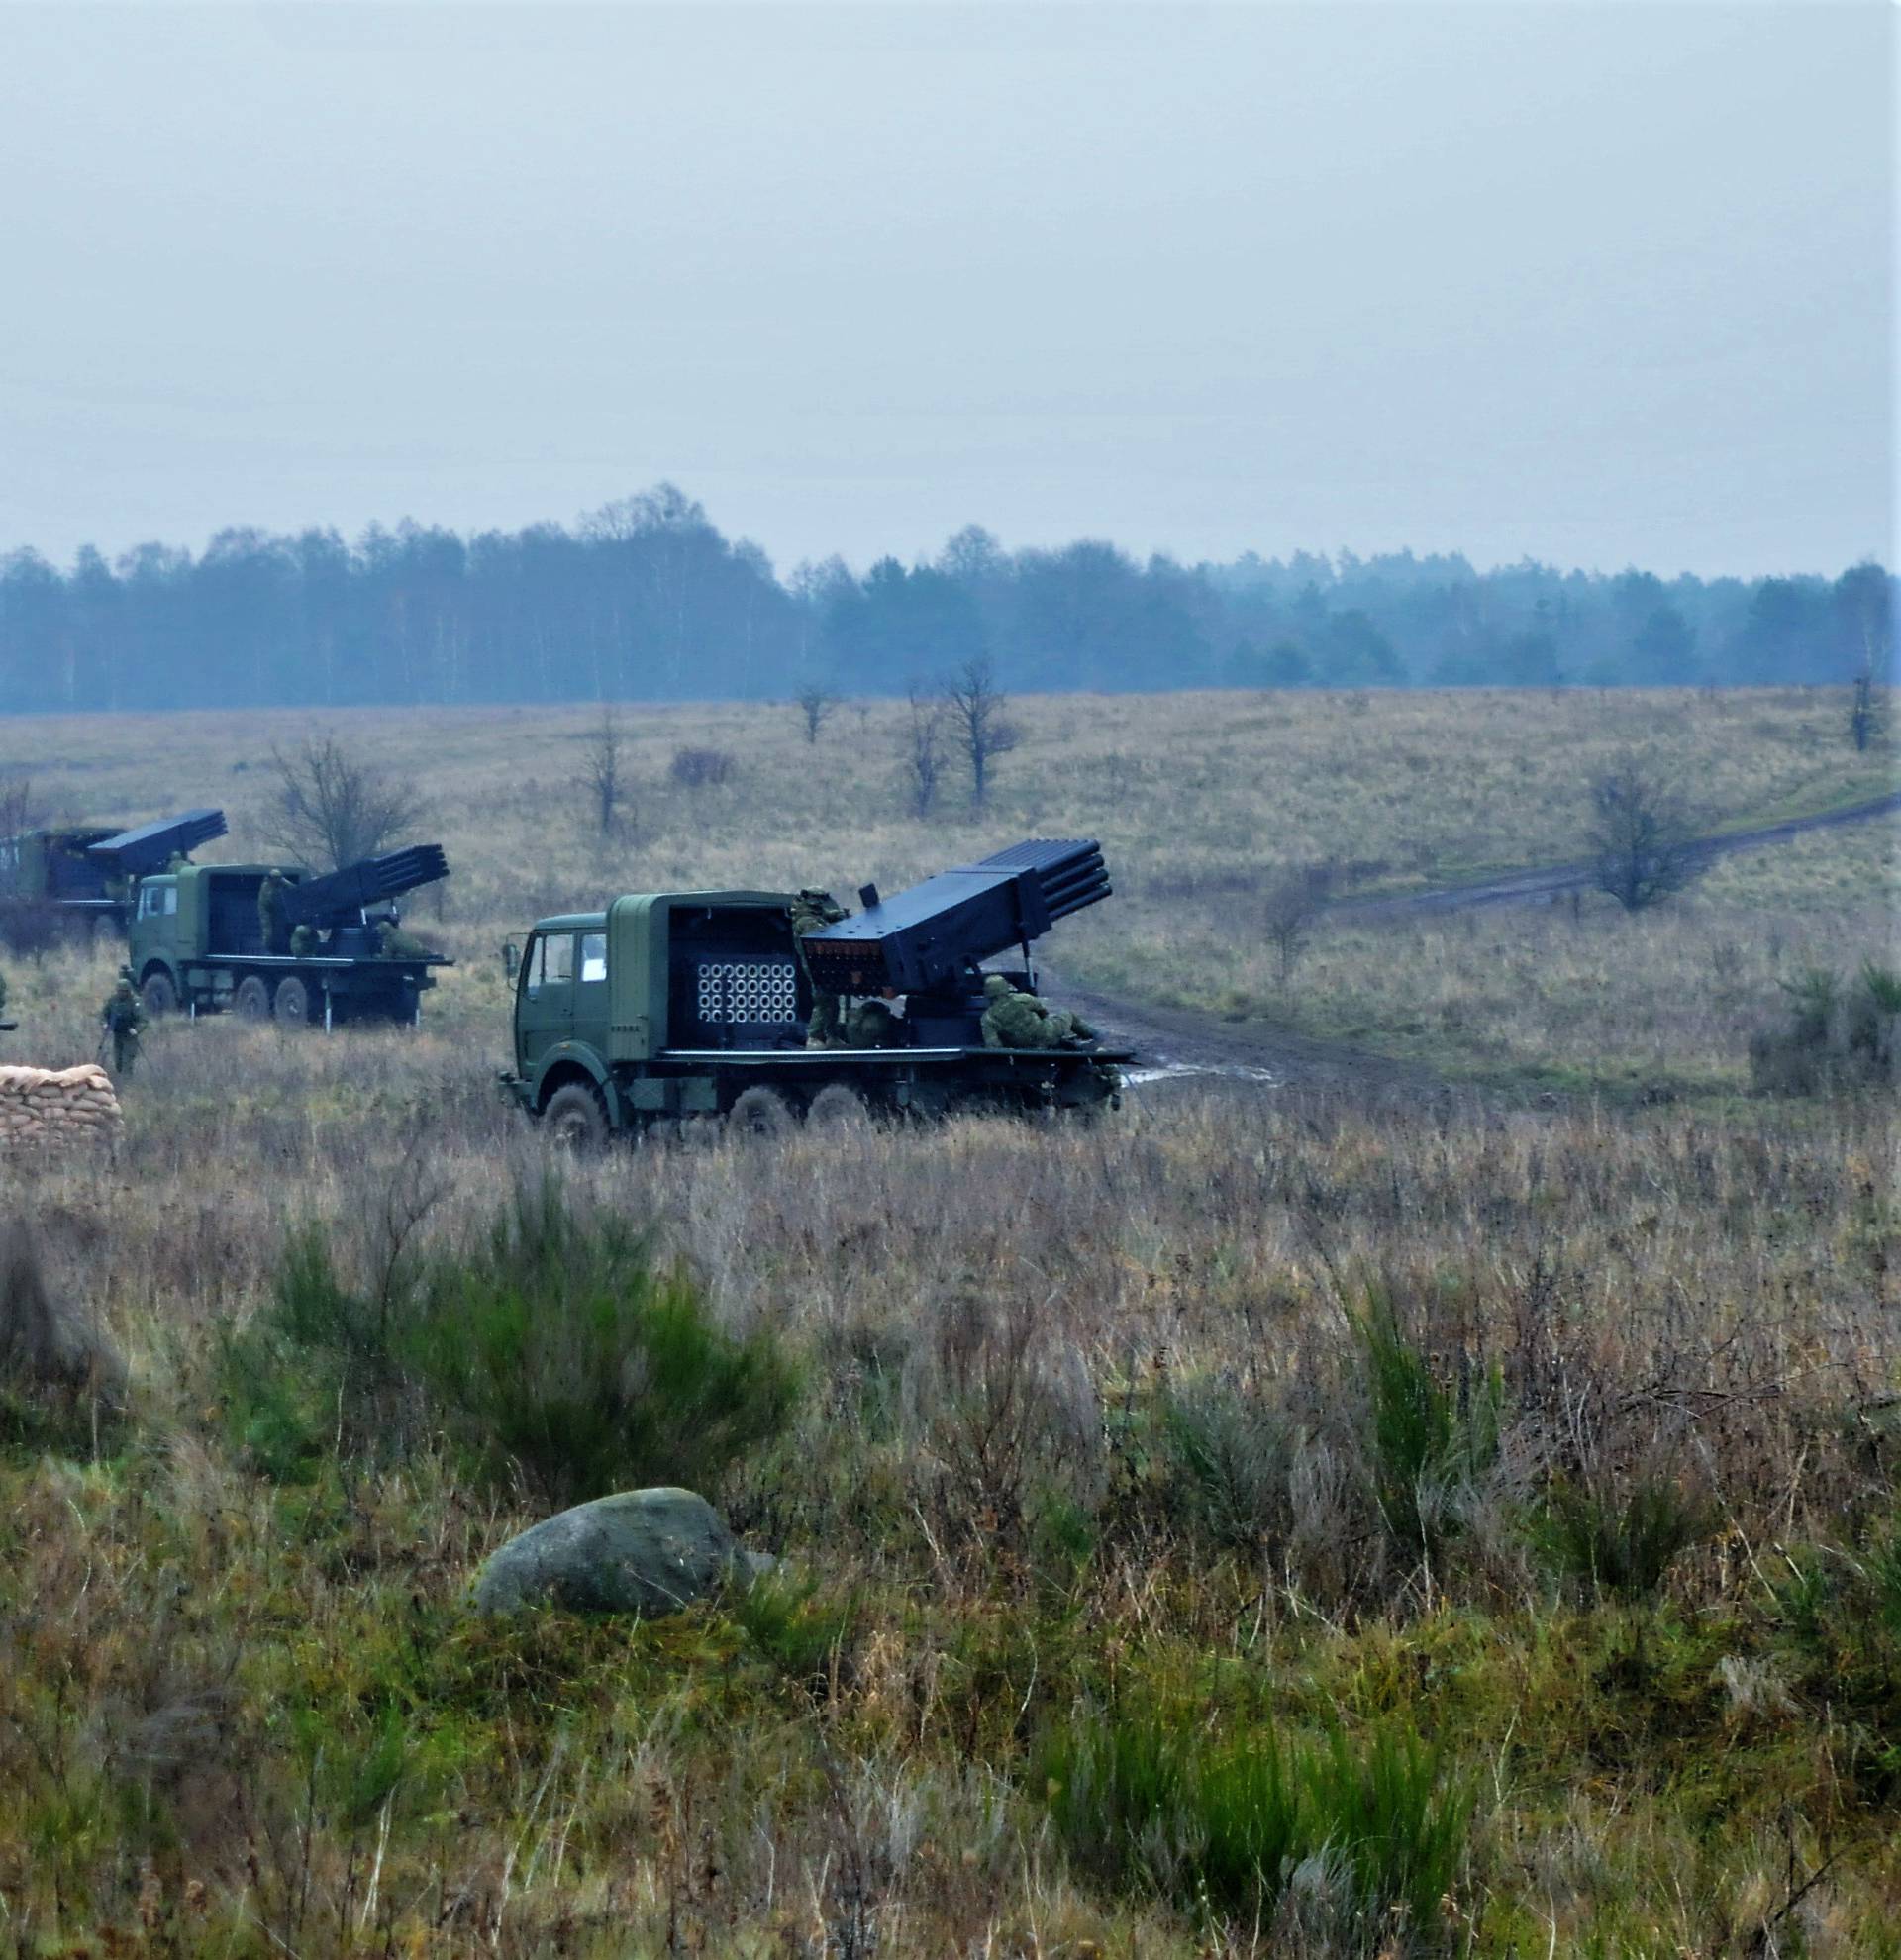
[982,973,1012,999]
[118,965,135,982]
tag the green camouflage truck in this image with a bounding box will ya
[0,809,227,939]
[502,842,1129,1143]
[128,847,450,1028]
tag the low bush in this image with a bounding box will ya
[1535,1472,1714,1602]
[1042,1704,1470,1943]
[223,1178,800,1504]
[1751,960,1901,1093]
[0,1224,127,1453]
[1355,1292,1500,1558]
[668,745,738,788]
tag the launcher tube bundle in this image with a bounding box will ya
[801,838,1112,996]
[86,809,227,879]
[280,843,450,930]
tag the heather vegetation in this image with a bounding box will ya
[0,687,1895,1953]
[0,483,1892,712]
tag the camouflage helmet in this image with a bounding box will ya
[982,973,1012,1000]
[118,964,135,983]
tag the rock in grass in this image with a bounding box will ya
[473,1487,766,1618]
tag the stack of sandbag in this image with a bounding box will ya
[0,1065,124,1151]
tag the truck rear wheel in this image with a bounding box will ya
[235,975,272,1021]
[140,971,177,1018]
[730,1086,795,1139]
[544,1081,609,1151]
[273,975,314,1026]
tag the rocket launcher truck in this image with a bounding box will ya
[0,809,228,935]
[502,838,1128,1144]
[127,844,451,1028]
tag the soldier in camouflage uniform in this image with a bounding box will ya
[257,870,290,954]
[844,988,906,1048]
[979,973,1097,1050]
[101,966,146,1076]
[788,887,850,1048]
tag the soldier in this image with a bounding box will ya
[374,909,430,958]
[844,987,907,1048]
[101,966,146,1077]
[257,869,290,954]
[979,973,1097,1051]
[788,887,850,1048]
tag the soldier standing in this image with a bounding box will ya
[101,966,146,1076]
[788,887,850,1048]
[257,869,289,954]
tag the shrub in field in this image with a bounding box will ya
[1159,1378,1291,1551]
[668,744,737,788]
[1750,961,1901,1093]
[0,1224,126,1452]
[1354,1293,1501,1558]
[223,1179,800,1503]
[1535,1472,1714,1602]
[1041,1706,1469,1942]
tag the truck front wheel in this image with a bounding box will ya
[235,975,271,1021]
[544,1081,610,1150]
[140,971,177,1018]
[274,975,314,1026]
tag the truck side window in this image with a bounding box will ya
[544,934,574,985]
[579,932,607,985]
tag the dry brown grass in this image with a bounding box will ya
[0,687,1897,1953]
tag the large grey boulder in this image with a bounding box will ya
[473,1487,764,1618]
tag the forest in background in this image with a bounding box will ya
[0,482,1893,713]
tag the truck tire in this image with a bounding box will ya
[805,1083,870,1131]
[730,1086,794,1139]
[544,1081,609,1151]
[140,970,177,1018]
[273,975,314,1026]
[235,975,272,1021]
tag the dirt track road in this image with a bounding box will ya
[1052,788,1899,1098]
[1329,788,1900,922]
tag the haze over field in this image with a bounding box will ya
[0,2,1891,582]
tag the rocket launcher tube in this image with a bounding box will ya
[279,844,450,930]
[799,838,1110,995]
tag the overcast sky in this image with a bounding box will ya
[0,2,1890,579]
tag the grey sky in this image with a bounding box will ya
[0,3,1890,579]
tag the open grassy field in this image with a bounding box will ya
[1,687,1898,1956]
[2,683,1895,1088]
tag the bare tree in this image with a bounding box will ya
[901,687,948,820]
[1587,757,1700,912]
[582,703,629,836]
[794,682,839,745]
[260,735,428,871]
[1261,863,1334,991]
[942,657,1020,808]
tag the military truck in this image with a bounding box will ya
[0,809,227,937]
[502,839,1129,1143]
[128,844,451,1028]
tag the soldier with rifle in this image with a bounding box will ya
[100,966,146,1076]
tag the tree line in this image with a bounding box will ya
[0,482,1891,714]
